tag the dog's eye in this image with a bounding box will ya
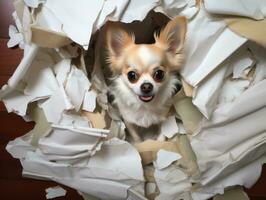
[127,71,139,83]
[153,70,165,82]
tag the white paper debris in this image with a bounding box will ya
[154,165,192,200]
[2,90,34,116]
[192,156,266,200]
[45,186,66,199]
[53,59,72,86]
[65,66,91,111]
[39,86,72,123]
[181,8,247,87]
[191,79,266,197]
[218,79,250,104]
[145,182,156,196]
[177,122,187,135]
[232,49,254,79]
[38,127,103,161]
[155,150,182,170]
[192,62,229,118]
[24,60,59,99]
[82,90,97,112]
[44,0,104,49]
[204,0,266,20]
[7,138,144,200]
[160,116,179,138]
[7,25,24,48]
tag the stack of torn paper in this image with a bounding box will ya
[1,0,266,199]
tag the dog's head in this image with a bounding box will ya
[106,16,187,103]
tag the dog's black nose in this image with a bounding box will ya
[141,83,153,94]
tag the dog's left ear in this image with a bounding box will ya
[155,16,187,55]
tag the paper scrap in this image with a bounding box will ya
[2,89,34,116]
[134,140,180,165]
[53,59,72,86]
[205,0,266,20]
[160,115,179,139]
[145,182,156,196]
[23,59,59,99]
[7,25,24,48]
[155,149,182,170]
[31,26,72,48]
[65,66,91,111]
[192,64,228,119]
[218,79,250,104]
[82,90,97,112]
[39,86,72,123]
[154,165,192,200]
[27,103,51,146]
[191,80,266,198]
[232,49,254,79]
[45,186,67,199]
[181,8,247,87]
[173,90,203,134]
[24,0,45,8]
[44,0,104,49]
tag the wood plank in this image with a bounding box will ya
[0,145,22,180]
[0,38,23,76]
[0,102,6,112]
[0,75,9,87]
[0,112,34,144]
[0,0,15,38]
[0,179,83,200]
[246,164,266,198]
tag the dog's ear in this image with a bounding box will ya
[106,23,134,73]
[106,24,134,58]
[155,16,187,55]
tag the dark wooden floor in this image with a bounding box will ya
[0,1,265,200]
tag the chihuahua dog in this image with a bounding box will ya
[105,16,187,142]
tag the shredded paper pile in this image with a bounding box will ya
[1,0,266,199]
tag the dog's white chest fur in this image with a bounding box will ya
[116,97,169,127]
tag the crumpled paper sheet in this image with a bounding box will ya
[204,0,266,20]
[1,0,266,200]
[45,186,67,199]
[191,79,266,200]
[7,138,144,200]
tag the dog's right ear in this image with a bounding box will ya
[106,24,134,72]
[106,24,134,57]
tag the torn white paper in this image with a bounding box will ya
[45,186,67,199]
[44,0,104,49]
[155,149,182,170]
[160,115,179,138]
[154,165,192,200]
[204,0,266,20]
[39,86,72,123]
[82,90,97,112]
[53,59,71,86]
[181,8,247,87]
[9,138,144,200]
[7,25,24,48]
[65,66,91,111]
[2,89,34,116]
[218,79,250,104]
[191,80,266,198]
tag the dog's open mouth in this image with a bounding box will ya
[139,95,154,102]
